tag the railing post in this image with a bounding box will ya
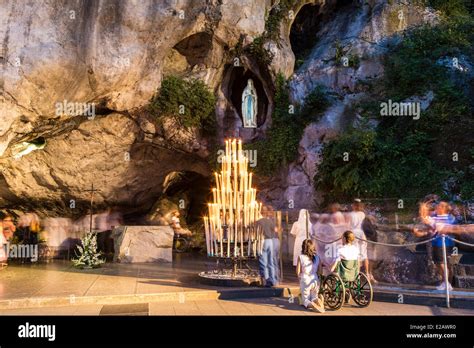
[442,235,450,308]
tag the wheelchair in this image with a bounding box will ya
[319,259,373,310]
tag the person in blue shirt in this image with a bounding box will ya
[414,200,473,291]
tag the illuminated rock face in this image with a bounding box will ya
[0,0,272,214]
[0,0,438,217]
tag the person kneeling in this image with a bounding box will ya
[296,239,325,313]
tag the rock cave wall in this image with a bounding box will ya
[1,0,440,222]
[0,0,274,220]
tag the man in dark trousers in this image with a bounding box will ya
[256,206,278,287]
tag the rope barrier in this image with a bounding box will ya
[312,236,342,244]
[448,236,474,247]
[313,234,436,247]
[353,235,437,247]
[313,234,474,248]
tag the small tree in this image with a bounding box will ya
[72,232,105,269]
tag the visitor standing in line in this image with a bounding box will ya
[256,206,278,287]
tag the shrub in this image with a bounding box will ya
[149,76,216,134]
[315,11,474,203]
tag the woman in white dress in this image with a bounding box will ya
[291,209,310,266]
[296,239,325,312]
[348,199,370,279]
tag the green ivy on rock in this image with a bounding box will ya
[149,75,216,135]
[248,74,333,176]
[316,6,474,204]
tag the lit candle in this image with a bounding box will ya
[212,188,217,204]
[203,216,210,256]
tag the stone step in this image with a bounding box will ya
[0,286,297,310]
[454,263,474,276]
[454,275,474,288]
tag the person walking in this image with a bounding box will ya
[256,206,278,287]
[415,201,456,291]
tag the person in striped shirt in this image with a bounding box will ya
[414,200,474,291]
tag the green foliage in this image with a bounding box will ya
[149,76,216,134]
[316,128,445,203]
[316,12,474,203]
[249,74,333,175]
[265,0,297,41]
[299,85,334,121]
[428,0,473,17]
[334,40,361,69]
[233,0,296,66]
[384,18,474,100]
[247,36,275,67]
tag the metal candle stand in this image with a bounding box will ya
[199,139,263,286]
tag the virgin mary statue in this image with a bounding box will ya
[242,79,257,128]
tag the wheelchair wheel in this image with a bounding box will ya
[349,272,373,307]
[322,273,345,310]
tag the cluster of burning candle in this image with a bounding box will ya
[203,138,263,258]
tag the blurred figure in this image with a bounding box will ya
[414,197,474,290]
[291,209,310,266]
[95,208,123,258]
[107,207,123,231]
[2,214,16,241]
[415,200,456,290]
[17,213,40,245]
[43,217,74,253]
[271,210,281,285]
[362,214,378,283]
[312,212,346,276]
[0,222,7,266]
[329,203,345,224]
[348,199,371,281]
[169,211,192,236]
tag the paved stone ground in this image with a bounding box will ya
[1,254,473,313]
[0,298,473,316]
[0,254,264,300]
